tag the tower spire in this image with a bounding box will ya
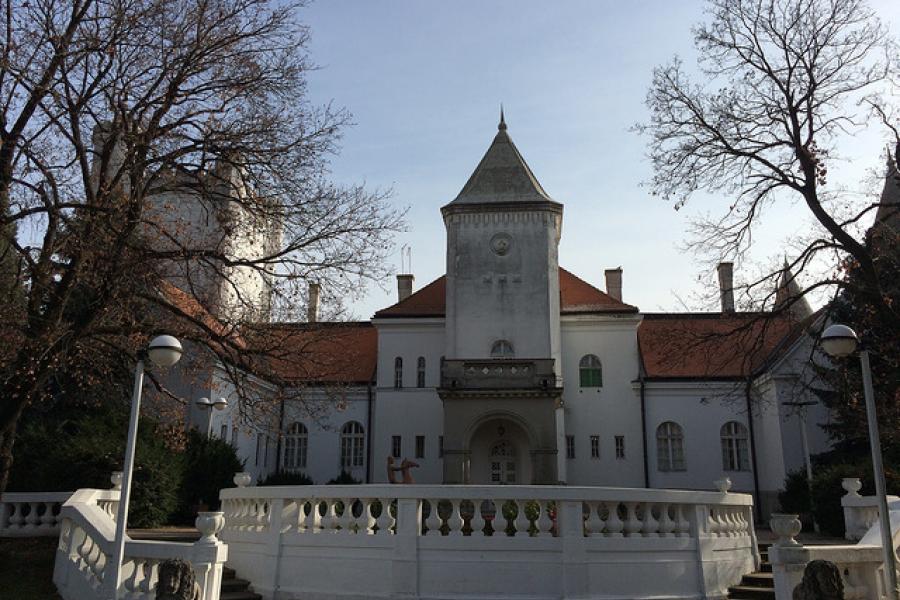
[499,104,507,131]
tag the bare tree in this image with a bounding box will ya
[0,0,402,492]
[636,0,899,326]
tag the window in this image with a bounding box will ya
[438,435,444,458]
[392,435,402,459]
[284,422,308,470]
[220,424,228,440]
[721,421,750,471]
[590,435,600,459]
[490,340,514,358]
[615,435,625,459]
[394,357,403,388]
[417,357,426,388]
[579,354,603,387]
[566,435,575,459]
[341,421,365,468]
[255,433,262,466]
[656,422,686,472]
[490,439,516,484]
[415,435,425,459]
[230,424,238,447]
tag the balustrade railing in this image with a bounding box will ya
[53,488,227,600]
[220,482,756,599]
[0,492,73,537]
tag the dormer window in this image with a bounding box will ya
[491,340,514,358]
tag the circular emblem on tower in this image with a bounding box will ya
[490,232,512,256]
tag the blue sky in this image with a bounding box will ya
[299,1,900,319]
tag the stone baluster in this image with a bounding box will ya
[10,503,24,528]
[471,500,486,536]
[363,499,377,535]
[675,504,690,537]
[604,502,624,537]
[374,498,393,535]
[320,499,336,533]
[657,503,675,537]
[623,502,641,537]
[585,501,604,537]
[537,501,554,538]
[447,500,464,536]
[641,503,660,537]
[424,499,442,536]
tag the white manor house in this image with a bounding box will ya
[192,116,831,520]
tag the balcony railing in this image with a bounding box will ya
[440,358,557,390]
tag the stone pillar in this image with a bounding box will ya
[392,498,421,598]
[555,401,567,484]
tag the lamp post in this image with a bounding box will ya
[108,335,183,599]
[821,323,898,600]
[195,396,228,436]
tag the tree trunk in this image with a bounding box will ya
[0,404,24,494]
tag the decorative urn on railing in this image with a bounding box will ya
[233,472,252,488]
[841,477,862,498]
[110,471,123,490]
[196,511,225,545]
[770,513,802,547]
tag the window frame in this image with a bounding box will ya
[590,435,600,459]
[565,435,575,459]
[394,357,403,388]
[656,421,686,472]
[615,435,625,459]
[284,422,309,471]
[720,421,750,472]
[416,356,426,388]
[415,435,425,459]
[340,421,365,469]
[490,340,515,358]
[579,354,603,388]
[391,435,402,459]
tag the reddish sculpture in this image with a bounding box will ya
[386,456,420,484]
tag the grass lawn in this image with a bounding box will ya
[0,537,62,599]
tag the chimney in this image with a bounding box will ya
[717,262,735,313]
[307,282,321,323]
[397,274,414,302]
[604,268,623,301]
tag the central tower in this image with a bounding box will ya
[439,114,564,484]
[441,114,563,367]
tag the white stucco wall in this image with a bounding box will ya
[371,319,446,483]
[559,315,645,487]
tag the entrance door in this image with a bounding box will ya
[490,440,517,484]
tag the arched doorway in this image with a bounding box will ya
[467,417,533,484]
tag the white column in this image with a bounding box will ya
[555,400,567,484]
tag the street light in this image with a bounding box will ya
[195,396,229,436]
[821,323,898,600]
[108,335,183,599]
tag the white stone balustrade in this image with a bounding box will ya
[0,491,73,537]
[220,483,757,599]
[770,542,888,599]
[53,488,227,600]
[841,477,900,541]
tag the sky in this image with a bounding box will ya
[298,0,900,320]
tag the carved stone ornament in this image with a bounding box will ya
[841,477,862,498]
[110,471,123,490]
[155,559,201,600]
[792,559,845,600]
[233,472,252,488]
[490,232,512,256]
[770,513,802,547]
[195,511,225,544]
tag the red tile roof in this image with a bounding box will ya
[637,313,802,379]
[251,322,377,385]
[374,267,637,318]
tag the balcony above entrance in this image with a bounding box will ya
[440,358,558,392]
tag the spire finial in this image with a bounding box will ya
[499,104,507,131]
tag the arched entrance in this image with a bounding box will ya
[467,417,533,484]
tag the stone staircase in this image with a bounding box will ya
[727,543,775,600]
[220,566,262,600]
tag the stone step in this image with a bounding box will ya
[219,593,262,600]
[727,584,776,600]
[221,578,253,592]
[741,572,774,587]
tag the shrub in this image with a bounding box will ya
[778,470,813,529]
[258,471,314,486]
[326,471,360,485]
[174,430,244,523]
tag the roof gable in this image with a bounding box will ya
[374,267,638,318]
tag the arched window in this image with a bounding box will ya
[720,421,750,471]
[341,421,365,469]
[417,357,426,388]
[656,422,685,472]
[283,422,308,470]
[394,357,403,388]
[490,439,516,484]
[579,354,603,387]
[491,340,514,358]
